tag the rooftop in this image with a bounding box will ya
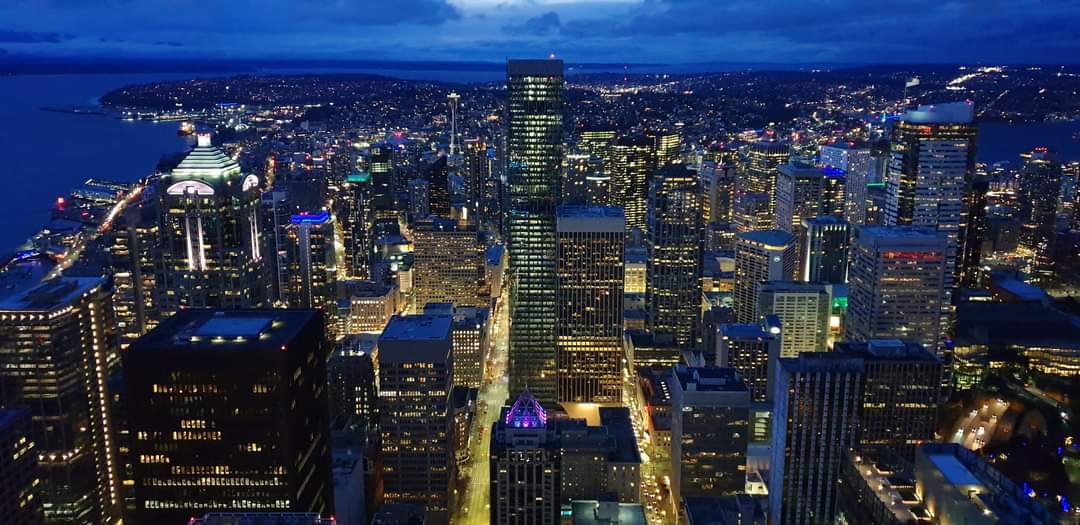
[172,136,243,180]
[380,314,453,342]
[507,58,563,76]
[955,302,1080,347]
[188,513,335,525]
[902,101,975,124]
[568,500,648,525]
[736,229,793,248]
[673,365,750,393]
[0,276,103,312]
[834,339,940,363]
[131,309,318,352]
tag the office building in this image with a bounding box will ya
[424,303,490,389]
[647,127,682,170]
[769,354,863,525]
[284,210,337,311]
[801,216,850,283]
[701,162,737,225]
[108,196,160,347]
[339,279,399,335]
[556,206,625,403]
[774,162,845,235]
[610,135,652,232]
[670,366,750,501]
[683,495,766,525]
[821,143,872,225]
[563,153,606,205]
[742,140,790,203]
[845,226,949,355]
[716,316,782,403]
[1019,148,1063,283]
[834,339,942,459]
[378,314,452,511]
[124,310,333,524]
[624,248,647,295]
[341,170,375,279]
[507,58,563,404]
[425,154,451,218]
[757,282,830,357]
[733,230,795,323]
[647,166,703,347]
[156,134,266,315]
[564,501,647,525]
[0,408,42,525]
[328,335,379,434]
[0,277,120,524]
[885,102,978,289]
[412,218,484,310]
[731,192,773,233]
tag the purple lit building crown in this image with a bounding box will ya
[505,389,546,429]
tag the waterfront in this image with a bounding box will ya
[2,70,1078,253]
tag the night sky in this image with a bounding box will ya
[2,0,1079,64]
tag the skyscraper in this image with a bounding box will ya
[821,143,872,226]
[670,366,750,501]
[378,314,453,511]
[284,210,337,311]
[845,226,949,355]
[124,310,333,524]
[556,206,625,403]
[739,140,790,225]
[801,215,850,283]
[507,58,564,404]
[834,339,942,459]
[769,353,863,525]
[717,315,782,403]
[0,277,120,524]
[156,134,267,316]
[412,218,484,310]
[610,135,652,232]
[647,166,704,347]
[757,281,831,357]
[733,230,795,323]
[341,170,375,279]
[1019,148,1063,283]
[775,162,845,278]
[701,162,736,225]
[489,390,558,525]
[884,102,978,289]
[646,127,682,170]
[108,195,160,347]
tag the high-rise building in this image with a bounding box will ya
[834,339,942,459]
[716,315,782,403]
[646,127,682,170]
[845,226,949,356]
[425,154,451,218]
[507,58,564,404]
[341,170,375,279]
[739,140,790,224]
[284,210,337,311]
[562,153,606,205]
[610,135,652,232]
[647,166,703,347]
[775,161,845,278]
[156,134,267,316]
[328,335,379,433]
[0,408,42,525]
[124,310,333,524]
[701,162,736,224]
[757,281,831,357]
[378,314,452,511]
[624,248,648,295]
[108,195,160,347]
[424,303,490,389]
[821,143,872,225]
[412,218,484,310]
[801,215,850,283]
[733,230,795,323]
[556,206,625,403]
[885,102,978,290]
[769,353,863,525]
[1019,148,1063,283]
[369,143,396,222]
[670,366,750,501]
[731,191,773,233]
[489,390,558,525]
[0,277,120,524]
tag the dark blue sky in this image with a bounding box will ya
[2,0,1079,64]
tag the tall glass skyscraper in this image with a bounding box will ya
[1018,148,1063,283]
[507,59,564,404]
[647,165,703,347]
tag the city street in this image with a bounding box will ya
[451,284,510,525]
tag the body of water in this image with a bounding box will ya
[1,70,1077,252]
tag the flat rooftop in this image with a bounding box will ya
[736,229,793,247]
[132,309,318,352]
[0,276,103,312]
[380,314,452,342]
[674,366,749,393]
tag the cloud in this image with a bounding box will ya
[0,28,74,43]
[503,11,561,36]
